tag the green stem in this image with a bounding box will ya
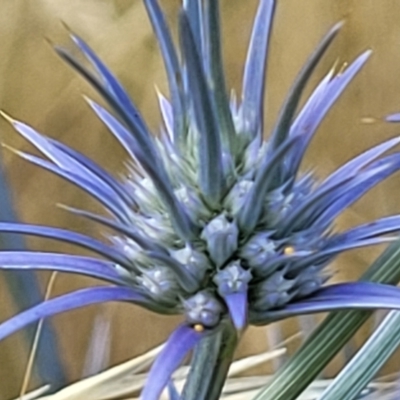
[253,239,400,400]
[182,321,238,400]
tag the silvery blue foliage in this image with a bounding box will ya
[2,1,400,398]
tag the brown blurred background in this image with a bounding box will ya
[1,0,400,398]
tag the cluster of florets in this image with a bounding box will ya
[2,1,400,340]
[111,113,332,331]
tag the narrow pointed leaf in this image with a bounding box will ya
[147,250,200,293]
[183,0,203,56]
[50,139,133,206]
[268,21,342,152]
[179,11,224,206]
[315,153,400,227]
[60,205,164,253]
[9,119,92,177]
[157,91,174,141]
[0,252,127,285]
[241,0,276,137]
[311,281,400,298]
[141,324,204,400]
[206,0,237,154]
[238,136,300,233]
[252,239,400,400]
[0,286,151,342]
[387,112,400,123]
[320,136,400,190]
[291,237,397,272]
[0,222,130,268]
[330,215,400,244]
[87,99,151,164]
[55,45,158,163]
[70,34,144,127]
[56,49,195,239]
[224,292,248,332]
[250,281,400,322]
[70,33,161,164]
[11,148,129,222]
[286,51,371,178]
[281,158,400,234]
[87,98,177,198]
[88,99,198,241]
[144,0,185,143]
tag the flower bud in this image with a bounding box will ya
[131,177,161,211]
[213,261,252,331]
[111,237,148,268]
[251,268,296,310]
[170,245,210,282]
[224,180,253,215]
[183,291,224,328]
[240,231,277,269]
[213,261,252,296]
[263,189,292,226]
[134,215,175,245]
[293,266,331,298]
[201,214,239,268]
[114,264,134,280]
[175,187,211,222]
[295,279,321,297]
[137,266,180,305]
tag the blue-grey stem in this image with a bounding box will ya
[0,158,66,388]
[182,321,237,400]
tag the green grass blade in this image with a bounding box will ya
[252,240,400,400]
[319,310,400,400]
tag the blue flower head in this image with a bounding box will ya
[2,1,400,398]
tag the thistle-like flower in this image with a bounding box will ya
[3,1,400,399]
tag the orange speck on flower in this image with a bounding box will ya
[284,246,295,255]
[194,324,205,332]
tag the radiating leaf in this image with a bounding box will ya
[252,239,400,400]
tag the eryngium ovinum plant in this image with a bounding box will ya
[3,0,400,399]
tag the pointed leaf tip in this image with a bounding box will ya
[0,110,18,125]
[1,143,22,157]
[386,113,400,123]
[241,0,276,138]
[331,20,345,34]
[60,20,73,35]
[224,292,248,332]
[269,20,344,152]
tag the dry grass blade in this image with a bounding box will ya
[19,343,285,400]
[82,310,112,378]
[11,350,400,400]
[34,344,163,400]
[11,386,51,400]
[227,349,286,377]
[19,273,58,398]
